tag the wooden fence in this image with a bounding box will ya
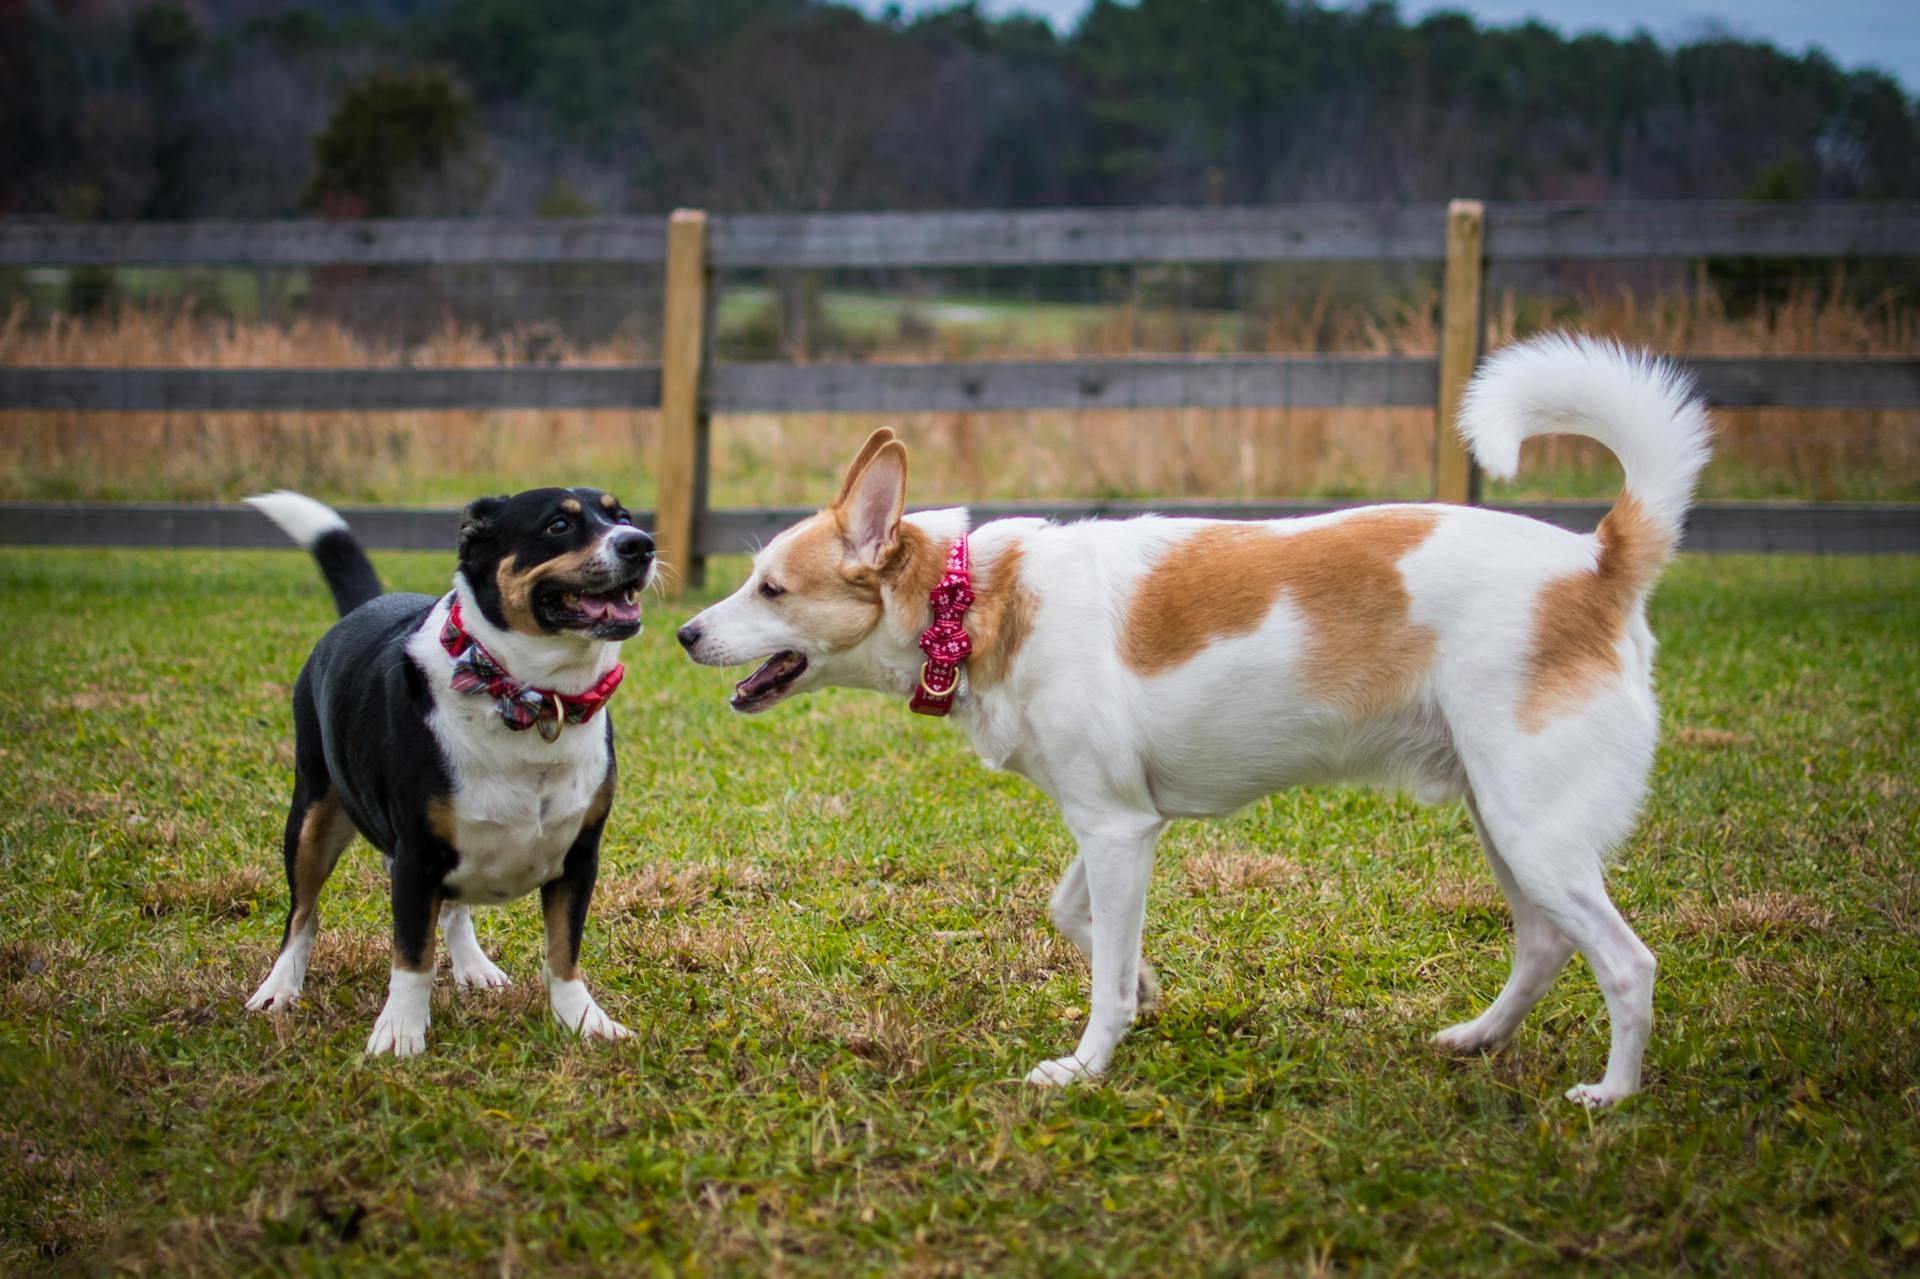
[3,200,1918,583]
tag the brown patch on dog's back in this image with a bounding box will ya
[1121,509,1438,717]
[1517,492,1669,732]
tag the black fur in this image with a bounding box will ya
[309,528,383,616]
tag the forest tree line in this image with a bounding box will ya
[4,0,1917,222]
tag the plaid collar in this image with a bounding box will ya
[438,595,624,742]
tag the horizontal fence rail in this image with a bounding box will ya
[3,200,1918,564]
[705,356,1440,413]
[0,218,672,267]
[7,202,1917,268]
[4,498,1914,556]
[6,356,1913,414]
[0,367,664,412]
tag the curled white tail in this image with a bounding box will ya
[1457,334,1712,547]
[245,490,348,549]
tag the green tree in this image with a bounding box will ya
[304,67,487,216]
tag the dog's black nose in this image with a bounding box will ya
[676,621,701,651]
[615,530,655,564]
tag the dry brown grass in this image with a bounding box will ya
[1673,892,1838,939]
[1672,725,1758,750]
[1424,867,1510,922]
[139,866,273,921]
[3,278,1916,506]
[1178,849,1306,896]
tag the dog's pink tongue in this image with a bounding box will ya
[580,592,640,623]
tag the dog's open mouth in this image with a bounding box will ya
[732,650,807,712]
[538,583,645,638]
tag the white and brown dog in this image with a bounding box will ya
[677,334,1711,1106]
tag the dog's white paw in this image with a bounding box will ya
[1431,1019,1508,1054]
[246,941,312,1012]
[365,1008,429,1057]
[450,952,512,991]
[548,977,629,1042]
[365,970,432,1058]
[1025,1055,1098,1087]
[246,972,302,1012]
[1565,1080,1635,1109]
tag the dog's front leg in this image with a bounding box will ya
[541,816,629,1043]
[366,849,440,1058]
[1049,853,1161,1011]
[1027,810,1165,1086]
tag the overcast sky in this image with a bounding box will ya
[863,1,1920,92]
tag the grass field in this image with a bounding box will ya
[2,546,1918,1275]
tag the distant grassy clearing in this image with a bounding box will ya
[1,549,1917,1274]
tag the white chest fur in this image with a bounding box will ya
[406,601,613,904]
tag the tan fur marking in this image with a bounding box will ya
[1517,492,1669,732]
[763,512,885,651]
[963,542,1034,690]
[882,522,944,609]
[542,884,579,981]
[1121,510,1439,717]
[425,794,458,847]
[583,766,615,827]
[288,791,355,934]
[560,497,582,515]
[599,493,619,510]
[877,529,1033,691]
[393,909,439,973]
[495,544,605,635]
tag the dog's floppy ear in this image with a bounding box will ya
[833,427,898,510]
[840,439,907,569]
[458,495,509,557]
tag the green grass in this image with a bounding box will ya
[2,548,1917,1275]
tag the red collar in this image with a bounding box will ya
[439,596,625,740]
[909,535,971,717]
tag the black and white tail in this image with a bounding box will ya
[246,491,384,617]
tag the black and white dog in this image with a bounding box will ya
[243,488,653,1056]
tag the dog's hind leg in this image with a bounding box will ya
[1466,785,1656,1107]
[247,776,355,1013]
[441,903,511,991]
[1049,853,1161,1011]
[1431,789,1574,1054]
[1028,809,1165,1085]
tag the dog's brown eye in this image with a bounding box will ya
[546,517,571,536]
[759,579,785,599]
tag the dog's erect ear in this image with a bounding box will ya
[833,427,899,510]
[840,440,907,569]
[458,495,509,558]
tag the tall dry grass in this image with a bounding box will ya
[2,279,1915,509]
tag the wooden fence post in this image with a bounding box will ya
[1434,199,1485,504]
[656,208,712,593]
